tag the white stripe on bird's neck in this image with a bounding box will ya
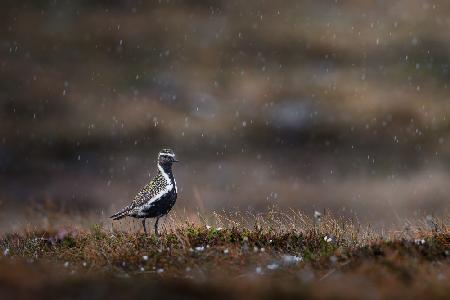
[157,163,176,193]
[138,164,175,215]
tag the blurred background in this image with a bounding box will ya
[1,0,449,231]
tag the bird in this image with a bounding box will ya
[110,148,178,235]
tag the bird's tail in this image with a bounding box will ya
[110,206,131,220]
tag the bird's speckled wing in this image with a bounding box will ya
[130,172,166,208]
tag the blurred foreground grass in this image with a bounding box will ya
[0,212,448,299]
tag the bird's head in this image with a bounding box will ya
[158,148,179,165]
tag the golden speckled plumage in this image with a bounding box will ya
[132,172,168,208]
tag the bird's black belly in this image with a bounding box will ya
[143,190,177,218]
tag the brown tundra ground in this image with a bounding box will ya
[0,211,448,300]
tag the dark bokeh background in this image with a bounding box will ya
[1,0,449,230]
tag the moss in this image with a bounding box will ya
[0,219,448,300]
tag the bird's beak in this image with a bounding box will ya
[173,158,179,162]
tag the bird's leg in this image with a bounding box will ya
[142,219,147,235]
[154,217,160,236]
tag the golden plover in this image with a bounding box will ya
[110,149,178,235]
